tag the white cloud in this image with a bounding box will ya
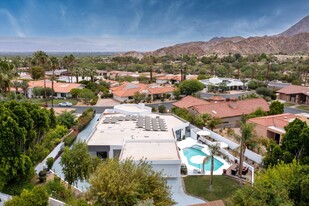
[0,9,25,37]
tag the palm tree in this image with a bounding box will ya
[0,60,16,94]
[12,80,21,94]
[202,143,221,192]
[20,80,29,98]
[232,122,257,178]
[71,67,82,83]
[32,51,49,106]
[62,54,75,83]
[50,56,59,107]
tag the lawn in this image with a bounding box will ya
[284,102,295,107]
[27,98,78,106]
[296,105,309,111]
[183,175,241,205]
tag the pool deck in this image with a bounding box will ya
[177,138,231,175]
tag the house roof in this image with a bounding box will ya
[111,82,174,97]
[248,113,297,129]
[172,95,209,109]
[276,85,309,95]
[190,200,225,206]
[190,98,269,118]
[28,80,83,93]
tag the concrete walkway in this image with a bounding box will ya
[0,192,11,206]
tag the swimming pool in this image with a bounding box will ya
[183,145,224,171]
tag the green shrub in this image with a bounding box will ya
[45,179,74,202]
[46,157,54,170]
[39,170,47,183]
[181,164,188,175]
[64,132,78,146]
[90,96,98,105]
[2,181,35,196]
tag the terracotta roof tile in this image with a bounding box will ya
[173,95,209,109]
[247,113,296,128]
[276,85,309,95]
[111,82,174,97]
[191,98,269,118]
[209,96,226,101]
[28,80,83,93]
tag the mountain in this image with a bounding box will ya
[122,15,309,57]
[278,15,309,37]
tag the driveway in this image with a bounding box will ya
[96,98,119,107]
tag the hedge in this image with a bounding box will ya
[63,132,78,146]
[90,96,99,105]
[74,108,95,131]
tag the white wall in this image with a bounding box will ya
[113,94,129,102]
[146,162,181,177]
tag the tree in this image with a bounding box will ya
[46,157,54,170]
[33,87,43,98]
[179,79,204,95]
[78,88,95,104]
[20,80,29,98]
[49,107,57,128]
[50,56,59,107]
[158,105,166,113]
[60,141,92,186]
[232,122,257,178]
[4,186,49,206]
[173,88,181,100]
[202,143,221,191]
[0,60,16,94]
[57,111,76,129]
[269,101,284,115]
[70,88,81,98]
[233,161,309,206]
[133,92,146,103]
[12,80,21,94]
[207,117,221,131]
[30,66,45,80]
[87,158,175,206]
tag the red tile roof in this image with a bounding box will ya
[247,113,296,128]
[173,95,209,109]
[191,200,225,206]
[111,82,174,97]
[190,98,269,118]
[276,85,309,95]
[28,80,83,93]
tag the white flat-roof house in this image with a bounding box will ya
[200,77,247,92]
[86,104,189,177]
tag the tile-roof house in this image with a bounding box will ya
[27,80,84,98]
[110,82,175,102]
[276,85,309,105]
[248,113,309,143]
[188,98,269,127]
[172,95,209,109]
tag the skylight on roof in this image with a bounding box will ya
[212,110,217,114]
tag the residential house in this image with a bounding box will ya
[276,85,309,105]
[172,95,209,109]
[110,82,175,102]
[200,77,246,92]
[188,98,269,127]
[27,80,84,98]
[248,113,309,143]
[156,74,198,85]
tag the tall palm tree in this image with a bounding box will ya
[0,60,16,94]
[62,54,75,83]
[232,122,257,178]
[20,80,29,98]
[71,67,82,83]
[12,80,21,94]
[202,143,221,192]
[32,51,49,106]
[50,56,59,107]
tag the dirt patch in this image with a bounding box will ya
[96,98,119,106]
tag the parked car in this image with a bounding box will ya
[58,102,73,107]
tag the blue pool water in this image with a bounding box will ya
[183,145,224,171]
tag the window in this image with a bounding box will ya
[61,93,66,97]
[97,151,108,159]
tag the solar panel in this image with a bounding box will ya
[145,118,151,131]
[111,116,118,124]
[152,118,158,131]
[159,118,167,131]
[118,116,125,121]
[125,115,130,121]
[137,116,144,128]
[103,117,110,124]
[132,115,137,121]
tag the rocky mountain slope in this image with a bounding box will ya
[122,15,309,57]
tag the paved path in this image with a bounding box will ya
[284,107,309,114]
[0,192,11,206]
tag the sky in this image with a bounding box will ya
[0,0,309,52]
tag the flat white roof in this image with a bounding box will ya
[120,139,181,162]
[87,113,187,146]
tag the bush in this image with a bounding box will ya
[39,170,47,183]
[64,132,78,146]
[90,96,98,105]
[45,179,74,202]
[158,105,166,113]
[181,164,188,175]
[46,157,54,170]
[57,111,76,129]
[74,108,95,131]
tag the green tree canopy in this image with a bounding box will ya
[78,88,95,104]
[269,101,284,115]
[233,161,309,206]
[30,66,45,80]
[179,79,204,95]
[87,158,175,206]
[60,141,92,186]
